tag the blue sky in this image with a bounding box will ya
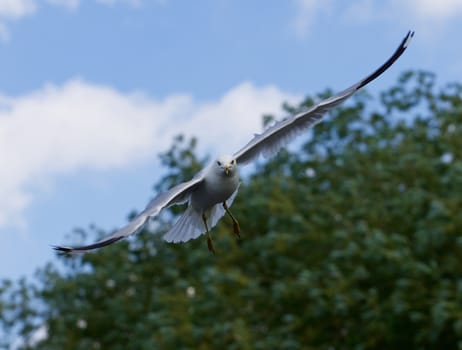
[0,0,461,280]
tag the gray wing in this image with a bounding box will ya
[53,172,205,252]
[233,31,414,165]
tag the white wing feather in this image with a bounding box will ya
[233,31,414,165]
[53,172,205,252]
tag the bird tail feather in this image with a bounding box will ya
[163,186,239,244]
[163,206,204,243]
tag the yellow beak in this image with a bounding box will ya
[225,167,230,175]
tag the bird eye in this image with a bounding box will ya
[217,161,222,166]
[231,159,235,164]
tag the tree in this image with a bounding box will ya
[2,70,462,349]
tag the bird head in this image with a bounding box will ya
[215,155,237,176]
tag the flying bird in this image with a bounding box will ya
[54,31,414,254]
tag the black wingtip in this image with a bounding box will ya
[51,236,124,254]
[356,30,415,90]
[404,30,415,48]
[51,245,74,253]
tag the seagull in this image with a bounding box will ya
[53,31,414,254]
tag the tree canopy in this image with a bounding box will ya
[1,70,462,349]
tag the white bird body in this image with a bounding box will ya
[163,155,240,245]
[190,155,239,212]
[54,31,414,253]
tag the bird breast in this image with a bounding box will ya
[190,171,239,211]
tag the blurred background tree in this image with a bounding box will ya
[1,70,461,349]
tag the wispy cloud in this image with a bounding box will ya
[292,0,333,38]
[0,0,36,18]
[406,0,462,21]
[46,0,80,11]
[0,0,36,41]
[0,79,298,231]
[0,0,145,42]
[293,0,462,38]
[355,0,462,23]
[95,0,145,7]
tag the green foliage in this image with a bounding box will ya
[2,70,462,349]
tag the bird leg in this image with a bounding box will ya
[202,213,215,254]
[222,202,241,239]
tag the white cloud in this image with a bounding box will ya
[180,82,300,157]
[343,0,462,23]
[95,0,144,7]
[292,0,332,38]
[0,0,36,18]
[0,0,145,42]
[343,0,387,23]
[0,0,37,41]
[344,0,462,38]
[405,0,462,21]
[48,0,146,10]
[293,0,462,38]
[46,0,80,11]
[0,79,298,230]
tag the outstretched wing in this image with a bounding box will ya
[53,173,205,252]
[233,31,414,165]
